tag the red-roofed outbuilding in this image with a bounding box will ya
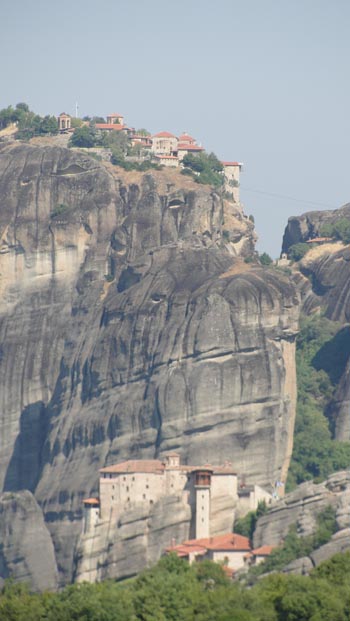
[166,532,251,571]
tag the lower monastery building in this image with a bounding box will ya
[83,453,271,540]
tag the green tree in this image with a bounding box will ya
[15,102,30,113]
[259,252,273,266]
[181,152,224,187]
[319,221,335,237]
[39,115,58,135]
[91,116,105,123]
[235,500,268,542]
[0,106,17,129]
[334,218,350,244]
[69,125,97,148]
[288,242,309,261]
[70,117,83,128]
[287,316,350,490]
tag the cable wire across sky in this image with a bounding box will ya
[240,187,337,210]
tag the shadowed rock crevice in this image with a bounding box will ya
[3,401,48,492]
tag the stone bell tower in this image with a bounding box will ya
[194,467,212,539]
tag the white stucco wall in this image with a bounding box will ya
[223,165,241,203]
[196,487,210,539]
[83,506,100,533]
[151,137,178,155]
[209,549,247,570]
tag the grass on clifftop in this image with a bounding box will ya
[287,315,350,491]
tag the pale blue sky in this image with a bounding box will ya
[2,0,350,255]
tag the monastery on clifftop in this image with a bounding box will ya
[83,453,271,540]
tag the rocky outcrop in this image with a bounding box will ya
[253,471,350,573]
[0,143,300,586]
[281,205,350,441]
[0,491,58,591]
[281,203,350,253]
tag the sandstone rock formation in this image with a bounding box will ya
[0,491,58,591]
[0,143,299,586]
[281,205,350,441]
[282,202,350,253]
[253,470,350,574]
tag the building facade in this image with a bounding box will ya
[222,161,242,203]
[84,454,270,539]
[58,113,71,131]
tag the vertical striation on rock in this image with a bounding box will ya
[0,143,300,585]
[0,491,58,591]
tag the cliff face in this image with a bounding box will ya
[0,491,58,591]
[282,206,350,442]
[0,143,299,587]
[253,471,350,574]
[282,203,350,254]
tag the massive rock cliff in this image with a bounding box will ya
[282,203,350,254]
[253,470,350,574]
[0,143,299,587]
[282,206,350,442]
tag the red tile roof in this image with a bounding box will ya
[166,533,251,559]
[252,545,275,556]
[222,161,241,167]
[212,464,237,475]
[178,133,196,143]
[166,543,207,556]
[83,497,100,505]
[306,237,333,243]
[153,131,178,138]
[107,113,123,117]
[100,459,165,474]
[95,123,126,131]
[100,457,237,475]
[199,533,251,551]
[177,143,204,151]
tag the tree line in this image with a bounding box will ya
[0,103,58,140]
[2,550,350,620]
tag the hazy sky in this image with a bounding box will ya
[2,0,350,256]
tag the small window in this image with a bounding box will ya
[143,494,146,499]
[146,484,149,489]
[123,476,126,481]
[150,499,153,504]
[127,497,130,502]
[112,496,114,500]
[202,494,204,499]
[202,518,204,522]
[171,483,174,488]
[202,506,204,510]
[112,485,115,489]
[126,486,129,492]
[132,476,135,481]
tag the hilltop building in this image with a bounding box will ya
[106,112,124,125]
[59,107,243,202]
[83,453,270,541]
[58,112,71,132]
[221,161,243,203]
[151,131,179,156]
